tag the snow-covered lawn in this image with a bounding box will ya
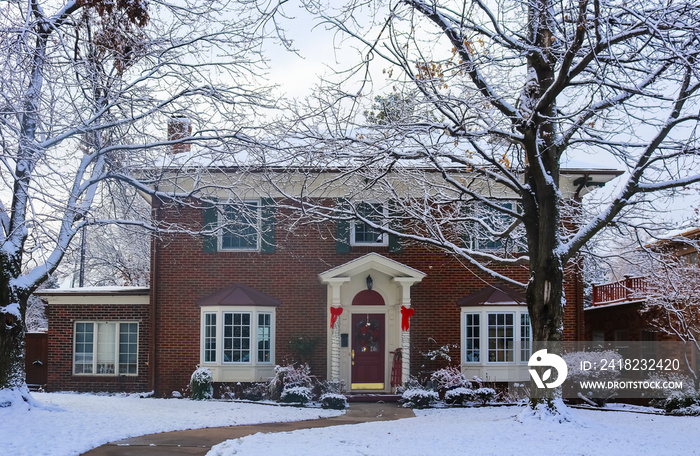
[209,406,700,456]
[1,392,343,456]
[3,392,700,456]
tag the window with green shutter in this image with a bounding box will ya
[202,199,275,253]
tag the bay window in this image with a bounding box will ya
[201,308,275,368]
[461,307,532,365]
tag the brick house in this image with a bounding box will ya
[586,227,700,344]
[39,164,621,396]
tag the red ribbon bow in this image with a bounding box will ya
[330,306,344,328]
[400,306,415,331]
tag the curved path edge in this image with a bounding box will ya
[82,402,416,456]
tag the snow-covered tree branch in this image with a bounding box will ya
[264,0,700,411]
[0,0,282,401]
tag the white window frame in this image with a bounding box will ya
[460,306,531,365]
[200,306,275,368]
[464,313,481,363]
[219,200,261,251]
[350,201,389,246]
[463,201,524,252]
[73,321,139,376]
[487,311,515,363]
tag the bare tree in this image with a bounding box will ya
[642,239,700,390]
[0,0,281,403]
[263,0,700,411]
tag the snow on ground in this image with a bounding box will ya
[1,392,343,456]
[208,406,700,456]
[4,392,700,456]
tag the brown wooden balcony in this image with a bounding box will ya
[591,275,648,306]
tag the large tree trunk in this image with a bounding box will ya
[0,252,29,398]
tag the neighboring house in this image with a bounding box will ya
[39,143,621,395]
[586,228,700,345]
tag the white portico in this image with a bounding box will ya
[319,253,425,392]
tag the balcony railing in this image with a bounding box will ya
[591,276,648,306]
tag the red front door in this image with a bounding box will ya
[351,313,385,389]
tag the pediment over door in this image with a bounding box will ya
[318,252,426,284]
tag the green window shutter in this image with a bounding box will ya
[203,200,218,253]
[336,198,351,254]
[388,199,402,253]
[260,198,276,253]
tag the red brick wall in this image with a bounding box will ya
[151,199,585,395]
[584,303,677,342]
[46,303,150,392]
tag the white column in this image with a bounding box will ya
[331,319,341,382]
[393,278,419,387]
[401,329,410,385]
[325,278,349,383]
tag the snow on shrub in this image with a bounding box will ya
[280,386,312,404]
[473,387,496,405]
[660,390,700,416]
[402,388,438,409]
[269,364,314,400]
[190,367,214,400]
[430,366,467,391]
[444,387,474,406]
[320,393,348,410]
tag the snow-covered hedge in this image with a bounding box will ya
[320,393,348,410]
[445,387,474,406]
[280,386,312,404]
[190,367,214,400]
[473,387,496,405]
[402,388,438,409]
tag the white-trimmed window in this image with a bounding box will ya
[220,201,260,251]
[201,308,275,366]
[463,201,525,252]
[464,313,480,362]
[73,321,138,375]
[520,313,532,362]
[351,202,388,246]
[460,307,531,365]
[204,313,217,363]
[488,312,514,362]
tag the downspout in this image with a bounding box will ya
[148,197,161,393]
[573,173,588,341]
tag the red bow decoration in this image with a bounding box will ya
[330,306,344,328]
[400,306,415,331]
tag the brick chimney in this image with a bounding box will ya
[167,116,192,154]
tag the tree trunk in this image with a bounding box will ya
[0,252,28,396]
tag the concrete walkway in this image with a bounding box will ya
[82,402,415,456]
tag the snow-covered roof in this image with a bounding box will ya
[35,286,150,296]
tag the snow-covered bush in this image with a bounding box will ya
[473,387,496,405]
[402,388,438,409]
[320,393,348,410]
[445,387,474,406]
[269,364,314,400]
[658,389,700,416]
[190,367,214,400]
[280,386,312,404]
[430,366,467,391]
